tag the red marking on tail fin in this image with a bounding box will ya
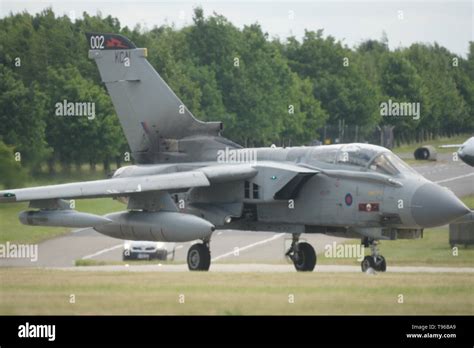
[105,37,129,49]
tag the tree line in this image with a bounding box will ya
[0,7,472,181]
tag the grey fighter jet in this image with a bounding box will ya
[440,136,474,167]
[0,33,471,272]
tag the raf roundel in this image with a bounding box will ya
[345,193,353,206]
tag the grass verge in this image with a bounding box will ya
[0,269,472,315]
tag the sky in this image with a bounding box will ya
[1,0,472,56]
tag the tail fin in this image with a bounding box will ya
[86,32,227,164]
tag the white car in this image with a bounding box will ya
[123,240,176,261]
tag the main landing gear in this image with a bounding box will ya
[286,234,316,272]
[187,234,318,272]
[187,241,211,271]
[361,238,386,273]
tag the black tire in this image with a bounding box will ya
[122,250,131,261]
[422,149,429,159]
[293,242,316,272]
[187,244,211,271]
[374,255,387,272]
[361,255,375,272]
[155,250,168,261]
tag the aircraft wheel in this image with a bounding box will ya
[187,243,211,271]
[374,255,387,272]
[361,255,375,272]
[293,242,316,272]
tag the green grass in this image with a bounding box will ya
[0,269,472,315]
[25,167,111,187]
[392,134,469,155]
[74,259,108,267]
[0,166,112,191]
[0,198,124,244]
[461,194,474,209]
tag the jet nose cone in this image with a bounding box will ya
[411,183,470,228]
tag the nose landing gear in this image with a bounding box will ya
[187,241,211,271]
[286,234,316,272]
[361,238,386,272]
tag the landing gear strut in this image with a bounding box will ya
[187,241,211,271]
[286,234,316,272]
[361,238,386,272]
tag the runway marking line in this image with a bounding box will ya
[82,244,123,260]
[212,234,285,262]
[72,228,90,234]
[434,172,474,184]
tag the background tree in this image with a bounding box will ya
[0,141,27,188]
[0,65,50,169]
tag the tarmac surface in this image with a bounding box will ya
[56,264,474,273]
[1,153,473,270]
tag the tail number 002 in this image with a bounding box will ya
[90,35,105,49]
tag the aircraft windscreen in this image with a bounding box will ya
[309,144,419,176]
[369,153,418,176]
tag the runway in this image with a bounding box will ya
[0,154,472,269]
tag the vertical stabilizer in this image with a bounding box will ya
[86,32,229,163]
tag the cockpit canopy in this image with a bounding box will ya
[308,143,417,176]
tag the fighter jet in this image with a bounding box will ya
[439,137,474,167]
[0,33,471,272]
